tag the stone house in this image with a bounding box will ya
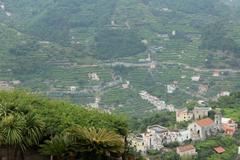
[192,107,211,120]
[130,134,147,154]
[176,108,193,122]
[177,130,191,143]
[176,144,197,157]
[198,84,209,94]
[130,125,169,153]
[145,125,168,149]
[188,118,216,140]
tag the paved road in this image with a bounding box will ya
[71,61,240,73]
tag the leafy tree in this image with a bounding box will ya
[129,111,176,132]
[163,141,180,149]
[160,151,180,160]
[65,126,125,160]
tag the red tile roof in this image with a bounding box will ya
[177,144,195,152]
[196,118,214,127]
[214,146,225,154]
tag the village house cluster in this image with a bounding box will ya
[139,90,175,112]
[0,80,21,90]
[129,125,191,154]
[130,106,238,157]
[176,107,211,122]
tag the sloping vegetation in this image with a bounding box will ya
[0,90,128,160]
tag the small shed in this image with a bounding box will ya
[214,146,225,154]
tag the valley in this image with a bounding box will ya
[0,0,240,118]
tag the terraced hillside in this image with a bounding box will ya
[0,0,240,117]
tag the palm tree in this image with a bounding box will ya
[18,113,44,159]
[65,126,125,160]
[40,135,71,160]
[0,113,25,160]
[0,110,44,160]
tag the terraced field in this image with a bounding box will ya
[0,0,240,117]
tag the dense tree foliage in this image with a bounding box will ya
[159,151,180,160]
[150,0,227,15]
[195,135,239,160]
[95,29,147,59]
[129,111,176,132]
[210,92,240,122]
[200,21,240,54]
[1,0,240,111]
[0,90,128,160]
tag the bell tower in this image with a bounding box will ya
[214,112,222,126]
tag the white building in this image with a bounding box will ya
[122,81,130,89]
[217,91,230,98]
[172,30,176,36]
[191,76,201,82]
[150,61,156,69]
[176,130,191,143]
[188,118,216,140]
[88,96,101,108]
[88,73,100,81]
[0,81,13,90]
[0,4,4,10]
[167,84,177,93]
[213,70,220,77]
[166,104,175,112]
[197,100,206,106]
[69,86,77,92]
[130,125,169,154]
[11,80,21,85]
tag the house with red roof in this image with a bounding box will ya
[188,118,216,140]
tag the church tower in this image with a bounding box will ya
[214,112,222,126]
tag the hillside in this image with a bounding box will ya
[0,0,240,117]
[0,90,127,160]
